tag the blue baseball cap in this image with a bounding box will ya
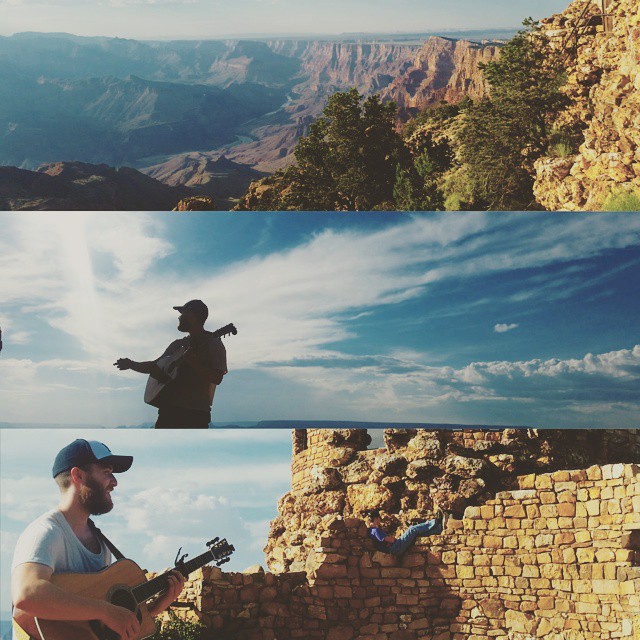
[52,439,133,478]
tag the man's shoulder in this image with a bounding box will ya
[15,510,65,551]
[204,331,226,349]
[23,510,63,533]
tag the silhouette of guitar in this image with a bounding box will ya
[144,323,237,407]
[13,537,234,640]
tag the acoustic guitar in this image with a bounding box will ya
[144,323,237,407]
[13,537,234,640]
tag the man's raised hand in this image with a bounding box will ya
[114,358,133,371]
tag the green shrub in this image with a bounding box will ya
[153,612,207,640]
[547,126,582,158]
[601,188,640,211]
[456,19,568,210]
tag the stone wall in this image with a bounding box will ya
[162,461,640,640]
[273,428,640,573]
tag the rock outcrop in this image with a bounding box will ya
[380,37,501,120]
[266,428,640,573]
[144,154,266,209]
[534,0,640,210]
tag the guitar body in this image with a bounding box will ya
[144,323,237,408]
[13,560,156,640]
[144,347,185,408]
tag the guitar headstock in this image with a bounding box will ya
[207,537,235,566]
[216,323,238,338]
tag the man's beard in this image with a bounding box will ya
[79,476,114,515]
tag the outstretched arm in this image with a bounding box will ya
[113,359,171,382]
[12,563,141,640]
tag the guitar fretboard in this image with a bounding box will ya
[131,549,215,604]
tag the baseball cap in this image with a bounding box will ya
[52,439,133,478]
[173,299,208,323]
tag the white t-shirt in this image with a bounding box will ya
[11,510,111,640]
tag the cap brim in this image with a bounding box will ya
[173,305,184,312]
[102,455,133,473]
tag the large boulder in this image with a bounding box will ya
[444,455,490,478]
[346,484,396,515]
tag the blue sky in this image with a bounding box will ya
[0,211,639,429]
[0,428,298,618]
[0,0,569,39]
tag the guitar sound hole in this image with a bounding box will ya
[92,587,141,640]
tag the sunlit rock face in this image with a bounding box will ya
[159,428,640,640]
[534,0,640,210]
[380,37,501,120]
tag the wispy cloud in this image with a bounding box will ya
[107,0,199,6]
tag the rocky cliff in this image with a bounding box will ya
[380,37,501,120]
[225,37,499,172]
[268,40,419,95]
[0,162,191,210]
[534,0,640,210]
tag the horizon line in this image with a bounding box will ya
[1,27,521,42]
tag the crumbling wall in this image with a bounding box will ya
[270,428,640,573]
[162,462,640,640]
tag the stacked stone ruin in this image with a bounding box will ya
[158,428,640,639]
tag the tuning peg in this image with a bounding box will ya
[206,537,220,547]
[174,547,188,567]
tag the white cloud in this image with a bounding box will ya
[118,487,229,534]
[266,344,640,426]
[494,323,519,333]
[107,0,198,6]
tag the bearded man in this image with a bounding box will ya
[11,439,185,640]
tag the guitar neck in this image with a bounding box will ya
[211,323,236,339]
[131,550,214,604]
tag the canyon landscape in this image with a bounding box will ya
[0,30,507,209]
[2,0,640,210]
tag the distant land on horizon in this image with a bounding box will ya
[4,28,519,42]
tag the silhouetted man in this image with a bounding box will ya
[114,300,227,428]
